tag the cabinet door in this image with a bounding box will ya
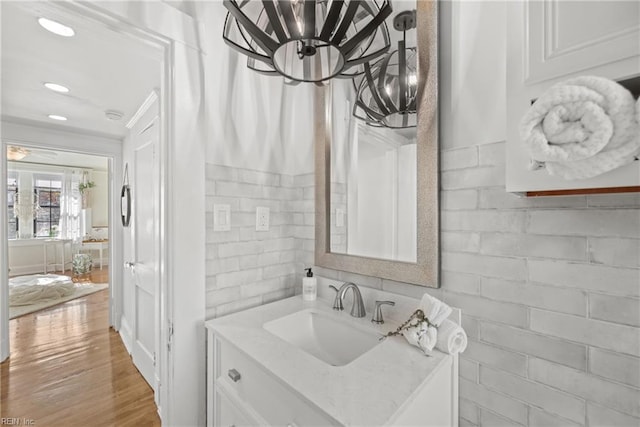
[215,388,257,427]
[506,0,640,193]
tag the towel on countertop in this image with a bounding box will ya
[519,76,639,180]
[403,294,467,356]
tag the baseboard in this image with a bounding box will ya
[119,316,133,355]
[8,264,45,276]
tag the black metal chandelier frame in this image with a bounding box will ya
[223,0,393,83]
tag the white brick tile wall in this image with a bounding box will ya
[459,398,479,424]
[589,294,640,327]
[205,164,310,319]
[480,278,587,316]
[480,233,588,261]
[463,340,527,377]
[480,366,586,423]
[442,252,527,281]
[588,237,640,268]
[530,358,640,418]
[459,378,528,424]
[586,403,640,427]
[528,407,581,427]
[441,189,479,210]
[530,309,640,356]
[459,358,479,382]
[480,322,587,370]
[588,348,640,388]
[480,408,524,427]
[527,210,640,238]
[528,260,640,296]
[442,147,479,170]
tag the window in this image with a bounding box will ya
[34,174,62,237]
[7,172,18,239]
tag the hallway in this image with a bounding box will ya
[1,289,160,426]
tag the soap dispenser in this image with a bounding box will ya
[302,268,317,301]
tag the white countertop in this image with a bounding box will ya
[205,294,454,426]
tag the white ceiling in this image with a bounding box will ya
[1,1,162,139]
[9,147,109,171]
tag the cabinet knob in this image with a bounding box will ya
[228,368,241,382]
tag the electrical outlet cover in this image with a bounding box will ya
[256,206,270,231]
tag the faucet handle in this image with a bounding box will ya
[329,285,343,311]
[371,300,395,324]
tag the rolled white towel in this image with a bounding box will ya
[435,319,468,355]
[520,76,639,180]
[403,293,467,356]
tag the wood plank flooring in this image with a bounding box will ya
[1,283,161,426]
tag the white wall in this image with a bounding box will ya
[90,170,109,227]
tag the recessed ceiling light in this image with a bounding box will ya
[38,17,75,37]
[48,114,68,121]
[44,82,70,93]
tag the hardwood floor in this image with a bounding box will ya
[1,287,160,426]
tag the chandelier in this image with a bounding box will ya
[353,10,418,128]
[223,0,392,83]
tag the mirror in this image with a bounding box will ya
[315,1,438,287]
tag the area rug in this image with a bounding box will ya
[9,282,109,319]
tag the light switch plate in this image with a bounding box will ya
[256,206,270,231]
[213,204,231,231]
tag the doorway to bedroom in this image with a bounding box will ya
[7,148,111,320]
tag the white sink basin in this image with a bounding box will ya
[263,309,382,366]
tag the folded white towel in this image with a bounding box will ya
[403,293,467,356]
[435,319,468,355]
[520,76,639,180]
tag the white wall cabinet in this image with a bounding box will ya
[506,0,640,193]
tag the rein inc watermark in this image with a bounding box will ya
[1,418,35,425]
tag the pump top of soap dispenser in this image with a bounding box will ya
[305,268,313,277]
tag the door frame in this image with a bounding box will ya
[1,2,206,424]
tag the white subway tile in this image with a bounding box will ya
[589,237,640,268]
[381,279,430,299]
[587,194,640,208]
[237,255,259,270]
[239,198,281,212]
[530,358,640,418]
[441,166,505,190]
[441,189,478,210]
[218,241,264,258]
[263,238,296,252]
[464,340,527,377]
[263,263,296,280]
[442,252,527,281]
[589,348,640,388]
[587,403,640,427]
[529,407,582,427]
[481,278,587,316]
[238,169,280,186]
[480,408,524,427]
[206,258,239,276]
[459,418,478,427]
[480,366,586,423]
[215,296,262,318]
[530,309,640,356]
[589,294,640,327]
[441,271,481,295]
[442,210,526,233]
[527,210,640,238]
[206,286,240,307]
[338,271,383,290]
[459,378,528,425]
[443,292,528,327]
[442,231,481,253]
[263,185,302,200]
[528,259,640,296]
[215,181,263,198]
[459,398,479,424]
[215,268,262,290]
[206,228,240,244]
[459,358,479,382]
[480,233,587,261]
[293,173,314,187]
[462,316,480,340]
[240,278,284,299]
[441,147,478,170]
[480,322,587,370]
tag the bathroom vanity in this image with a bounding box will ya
[205,294,459,426]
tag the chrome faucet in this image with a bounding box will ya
[329,282,366,318]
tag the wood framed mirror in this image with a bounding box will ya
[315,0,439,287]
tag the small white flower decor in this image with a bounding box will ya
[72,253,93,281]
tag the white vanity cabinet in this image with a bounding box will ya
[206,296,459,427]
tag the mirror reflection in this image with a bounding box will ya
[329,1,418,263]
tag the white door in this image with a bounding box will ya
[126,94,160,396]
